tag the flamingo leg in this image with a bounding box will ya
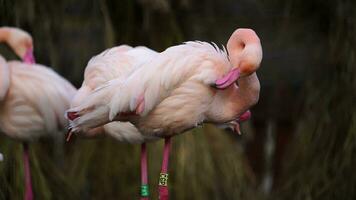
[23,143,33,200]
[140,143,149,200]
[158,137,171,200]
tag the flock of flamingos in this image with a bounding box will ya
[0,26,262,200]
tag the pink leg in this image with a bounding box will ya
[140,143,149,200]
[23,143,33,200]
[158,137,171,200]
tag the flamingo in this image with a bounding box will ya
[0,27,76,200]
[67,28,262,199]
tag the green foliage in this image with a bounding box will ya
[273,0,356,199]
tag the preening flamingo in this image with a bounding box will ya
[67,28,262,199]
[0,27,76,200]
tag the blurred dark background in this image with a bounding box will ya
[0,0,355,199]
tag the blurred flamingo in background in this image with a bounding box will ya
[0,27,77,200]
[67,28,262,200]
[0,27,35,64]
[68,45,158,200]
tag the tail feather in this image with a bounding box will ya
[67,105,110,132]
[66,79,127,132]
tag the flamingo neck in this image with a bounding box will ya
[226,29,262,77]
[0,28,10,44]
[228,73,260,115]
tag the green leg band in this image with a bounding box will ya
[141,184,150,197]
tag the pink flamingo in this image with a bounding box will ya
[67,28,262,200]
[0,27,76,200]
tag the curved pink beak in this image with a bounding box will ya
[23,48,35,64]
[215,68,240,89]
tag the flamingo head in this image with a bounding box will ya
[214,28,262,89]
[5,27,35,64]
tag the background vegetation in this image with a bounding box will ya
[0,0,355,199]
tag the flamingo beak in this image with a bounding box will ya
[214,68,240,89]
[224,121,242,135]
[232,111,252,135]
[234,123,242,135]
[23,48,35,64]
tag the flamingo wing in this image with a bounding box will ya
[71,45,158,108]
[108,41,232,119]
